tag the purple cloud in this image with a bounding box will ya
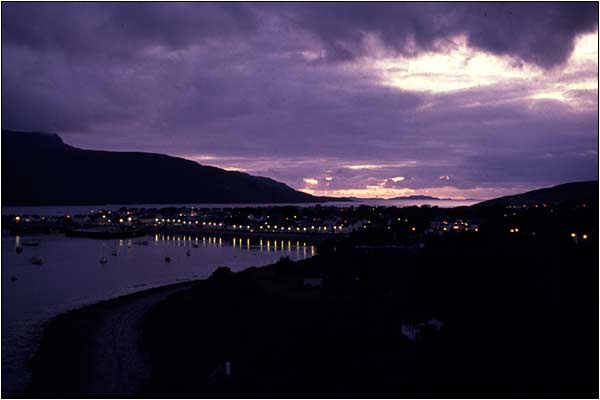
[2,3,597,199]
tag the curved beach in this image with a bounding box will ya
[27,280,198,397]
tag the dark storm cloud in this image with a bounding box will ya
[2,2,258,59]
[2,2,598,198]
[275,2,598,68]
[4,3,596,67]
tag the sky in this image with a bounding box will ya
[2,2,598,200]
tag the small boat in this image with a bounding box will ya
[133,240,149,246]
[192,243,199,248]
[22,239,40,247]
[100,244,108,264]
[30,256,44,265]
[11,276,18,282]
[111,250,118,256]
[16,245,23,254]
[186,249,191,256]
[164,256,172,263]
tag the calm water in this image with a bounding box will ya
[1,231,313,396]
[2,199,478,216]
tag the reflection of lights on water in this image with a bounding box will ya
[15,235,21,247]
[136,233,313,257]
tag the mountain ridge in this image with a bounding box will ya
[474,181,598,207]
[1,130,344,206]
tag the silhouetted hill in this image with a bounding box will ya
[1,130,339,206]
[388,195,447,201]
[475,181,598,207]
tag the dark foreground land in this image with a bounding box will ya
[142,241,598,398]
[27,200,598,398]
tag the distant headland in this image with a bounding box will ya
[1,130,347,206]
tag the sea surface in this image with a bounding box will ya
[2,199,478,216]
[1,231,313,396]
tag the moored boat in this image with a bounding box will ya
[30,256,44,265]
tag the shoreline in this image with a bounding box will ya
[3,226,336,245]
[157,227,337,244]
[23,279,200,397]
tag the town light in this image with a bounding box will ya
[583,234,588,239]
[571,233,576,238]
